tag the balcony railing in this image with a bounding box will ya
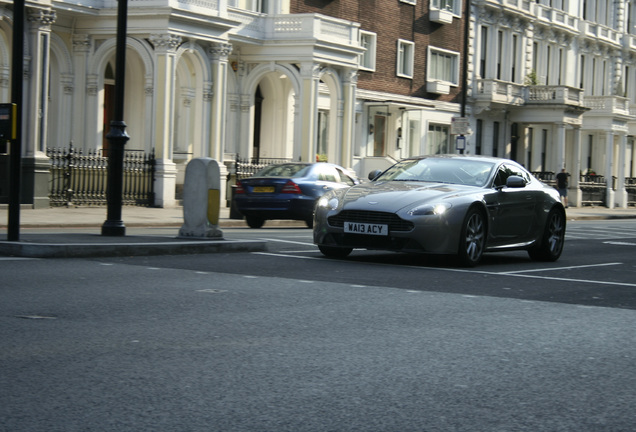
[526,85,584,106]
[584,96,632,117]
[474,80,586,108]
[228,12,359,46]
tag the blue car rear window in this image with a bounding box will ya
[256,164,311,178]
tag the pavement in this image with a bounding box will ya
[1,204,635,258]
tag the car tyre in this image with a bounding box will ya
[245,216,265,229]
[528,207,565,262]
[305,218,314,229]
[458,207,486,267]
[318,245,353,258]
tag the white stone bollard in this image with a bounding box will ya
[178,158,223,239]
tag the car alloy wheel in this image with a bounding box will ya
[528,208,565,261]
[459,208,486,267]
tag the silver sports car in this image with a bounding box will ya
[313,155,566,266]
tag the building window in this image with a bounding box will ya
[431,0,459,14]
[428,124,450,154]
[428,47,459,85]
[400,0,417,4]
[230,0,266,12]
[359,31,377,71]
[479,26,488,78]
[476,119,483,155]
[397,39,415,78]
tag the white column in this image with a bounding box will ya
[554,123,566,172]
[150,33,181,207]
[571,127,582,207]
[605,131,615,209]
[25,8,55,156]
[616,133,628,208]
[299,62,320,162]
[340,68,357,169]
[208,42,232,204]
[72,35,91,151]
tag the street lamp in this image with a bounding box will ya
[101,0,130,236]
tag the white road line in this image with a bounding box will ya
[252,252,636,288]
[496,273,636,288]
[258,238,315,246]
[604,241,636,246]
[498,262,623,275]
[0,257,38,261]
[253,252,323,260]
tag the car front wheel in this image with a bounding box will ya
[458,207,486,267]
[318,245,353,258]
[528,208,565,261]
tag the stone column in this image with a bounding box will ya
[299,62,320,162]
[605,131,615,209]
[616,133,628,208]
[22,8,56,208]
[571,127,582,207]
[72,34,91,151]
[207,43,232,162]
[340,68,357,169]
[150,33,181,207]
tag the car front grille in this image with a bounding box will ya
[327,210,414,232]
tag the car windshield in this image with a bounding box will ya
[255,164,311,178]
[375,158,496,187]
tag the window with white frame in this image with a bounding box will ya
[428,124,450,154]
[400,0,417,5]
[431,0,460,15]
[428,47,459,85]
[359,31,377,71]
[229,0,266,12]
[397,39,415,78]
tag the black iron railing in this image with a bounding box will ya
[47,145,155,207]
[234,155,294,180]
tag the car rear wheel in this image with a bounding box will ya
[458,207,486,267]
[318,245,353,258]
[528,207,565,261]
[245,216,265,229]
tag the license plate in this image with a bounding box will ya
[344,222,388,236]
[252,186,275,193]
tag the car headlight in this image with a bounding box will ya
[407,202,452,216]
[317,196,339,210]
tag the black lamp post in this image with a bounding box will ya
[101,0,130,236]
[7,0,24,241]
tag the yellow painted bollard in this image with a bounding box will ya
[178,158,223,239]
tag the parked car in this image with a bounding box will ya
[313,154,566,266]
[233,162,360,228]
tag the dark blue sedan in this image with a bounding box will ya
[233,162,359,228]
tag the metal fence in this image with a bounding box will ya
[47,146,155,207]
[234,155,294,180]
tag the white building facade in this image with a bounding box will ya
[468,0,636,208]
[1,0,634,209]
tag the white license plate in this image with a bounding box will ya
[344,222,388,236]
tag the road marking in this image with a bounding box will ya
[253,252,323,260]
[0,257,38,261]
[498,262,623,275]
[252,252,636,288]
[604,241,636,246]
[258,238,315,246]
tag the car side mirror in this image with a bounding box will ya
[368,169,383,181]
[506,175,526,188]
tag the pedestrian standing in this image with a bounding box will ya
[556,168,569,208]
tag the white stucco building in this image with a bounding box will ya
[469,0,636,208]
[0,0,634,209]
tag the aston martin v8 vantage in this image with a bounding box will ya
[313,155,566,266]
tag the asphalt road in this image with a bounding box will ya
[2,220,636,431]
